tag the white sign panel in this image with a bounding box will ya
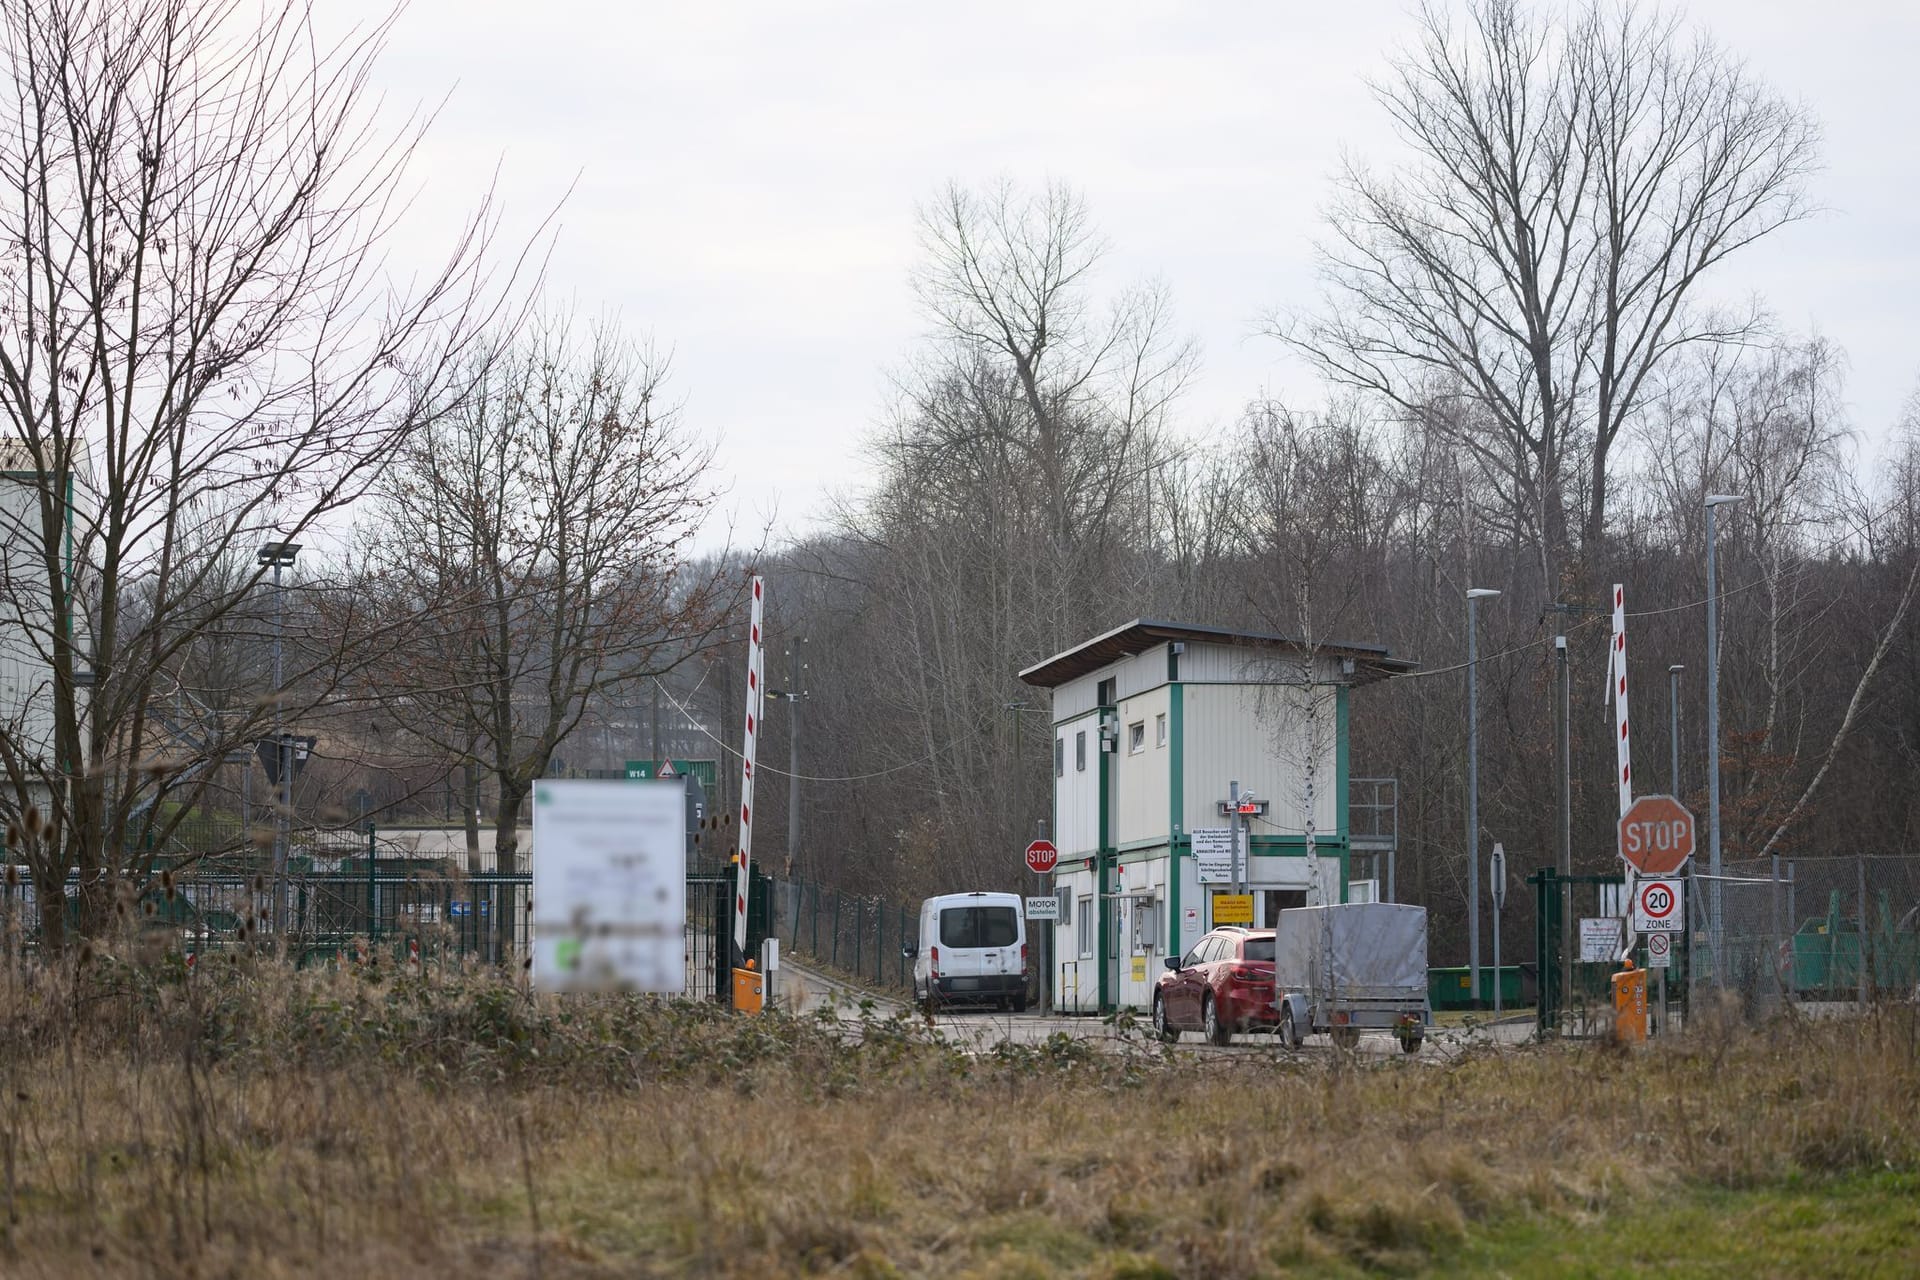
[532,780,686,993]
[1192,828,1235,883]
[1025,895,1060,921]
[1630,878,1684,934]
[1579,917,1623,963]
[1646,931,1673,969]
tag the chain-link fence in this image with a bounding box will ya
[1692,855,1920,1011]
[771,877,917,994]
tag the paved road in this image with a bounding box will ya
[774,958,1535,1059]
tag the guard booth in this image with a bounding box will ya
[1016,619,1415,1014]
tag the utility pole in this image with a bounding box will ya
[1465,587,1500,1008]
[767,638,808,875]
[1705,494,1743,985]
[258,540,300,937]
[1556,633,1571,1031]
[1668,665,1684,796]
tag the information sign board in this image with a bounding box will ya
[532,780,685,993]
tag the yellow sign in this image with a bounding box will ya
[1212,893,1254,924]
[1130,956,1147,981]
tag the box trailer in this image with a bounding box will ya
[1271,903,1429,1052]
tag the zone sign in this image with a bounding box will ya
[1630,878,1684,933]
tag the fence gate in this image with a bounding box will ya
[1531,867,1688,1038]
[685,870,770,1002]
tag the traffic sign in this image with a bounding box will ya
[1489,842,1506,910]
[1618,794,1696,875]
[1024,839,1058,874]
[1025,895,1060,921]
[1630,878,1684,933]
[1646,931,1673,969]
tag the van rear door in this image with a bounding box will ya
[937,903,1020,989]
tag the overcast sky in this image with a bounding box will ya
[370,1,1920,548]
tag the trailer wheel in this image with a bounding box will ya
[1331,1026,1360,1051]
[1279,1004,1302,1050]
[1204,993,1232,1046]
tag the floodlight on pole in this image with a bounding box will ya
[1704,495,1742,983]
[1465,587,1500,1007]
[259,539,301,935]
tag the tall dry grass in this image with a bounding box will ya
[0,948,1915,1277]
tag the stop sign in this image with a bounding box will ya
[1024,839,1058,874]
[1618,795,1696,875]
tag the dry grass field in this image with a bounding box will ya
[1,952,1916,1278]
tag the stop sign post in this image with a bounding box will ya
[1618,795,1696,876]
[1024,839,1058,875]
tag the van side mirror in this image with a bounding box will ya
[901,943,916,959]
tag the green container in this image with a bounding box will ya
[1428,965,1526,1009]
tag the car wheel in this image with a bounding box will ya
[1279,1003,1301,1050]
[1152,994,1179,1043]
[1204,993,1231,1047]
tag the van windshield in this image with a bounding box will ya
[939,906,1018,949]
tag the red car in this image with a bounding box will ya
[1154,926,1279,1045]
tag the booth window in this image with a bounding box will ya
[1127,721,1145,754]
[1155,713,1167,747]
[1054,737,1064,778]
[1075,730,1086,771]
[1076,900,1094,957]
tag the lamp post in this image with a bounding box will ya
[1466,587,1501,1008]
[1704,495,1742,984]
[258,540,300,935]
[1667,665,1684,796]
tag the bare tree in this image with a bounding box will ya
[355,316,732,891]
[0,0,507,950]
[1279,0,1818,592]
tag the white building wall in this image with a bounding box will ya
[1050,673,1100,723]
[1180,642,1342,687]
[1052,862,1100,1014]
[1052,709,1102,858]
[1112,685,1171,847]
[0,477,62,769]
[1180,684,1338,837]
[1113,855,1170,1011]
[1113,647,1168,699]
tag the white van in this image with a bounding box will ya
[902,891,1028,1012]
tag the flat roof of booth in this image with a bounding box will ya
[1016,618,1417,689]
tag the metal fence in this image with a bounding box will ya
[1694,855,1920,1010]
[771,877,916,994]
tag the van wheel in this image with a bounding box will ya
[1204,993,1231,1046]
[1152,995,1178,1043]
[1012,994,1028,1014]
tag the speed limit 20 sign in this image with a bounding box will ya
[1630,878,1684,933]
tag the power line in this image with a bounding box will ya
[651,676,956,783]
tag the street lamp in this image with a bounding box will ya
[258,540,300,934]
[1703,495,1741,984]
[1466,587,1501,1008]
[1667,665,1684,796]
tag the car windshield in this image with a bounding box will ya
[940,905,1018,948]
[1241,937,1274,962]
